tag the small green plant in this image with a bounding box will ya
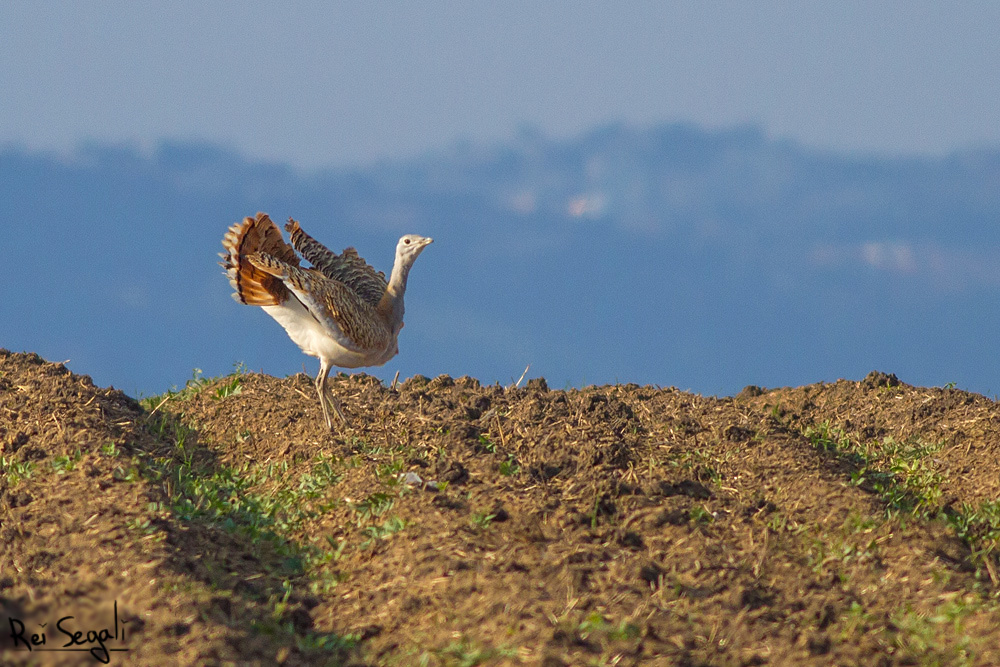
[577,612,607,637]
[577,612,641,642]
[212,375,243,400]
[498,456,520,476]
[670,449,722,485]
[248,578,359,656]
[113,464,141,483]
[803,420,1000,584]
[298,455,342,496]
[806,530,878,576]
[946,500,1000,567]
[805,421,854,457]
[805,423,943,520]
[125,516,158,535]
[477,433,496,453]
[1,456,36,485]
[100,441,121,457]
[352,492,395,523]
[361,516,406,548]
[139,367,222,412]
[689,505,715,525]
[840,601,876,640]
[132,411,352,590]
[766,512,789,533]
[420,637,519,666]
[51,449,82,474]
[376,459,406,484]
[844,510,878,534]
[470,511,496,530]
[294,631,360,655]
[324,535,348,562]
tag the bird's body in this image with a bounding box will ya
[261,298,377,369]
[220,213,432,429]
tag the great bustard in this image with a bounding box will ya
[220,213,433,430]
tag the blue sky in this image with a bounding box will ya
[4,2,1000,169]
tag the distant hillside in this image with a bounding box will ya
[2,123,1000,396]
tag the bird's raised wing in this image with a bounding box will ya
[285,219,389,306]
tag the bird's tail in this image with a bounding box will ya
[220,213,301,306]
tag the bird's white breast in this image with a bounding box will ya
[262,298,395,368]
[263,300,366,368]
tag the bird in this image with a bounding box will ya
[220,213,433,430]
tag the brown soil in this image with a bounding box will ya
[2,350,999,666]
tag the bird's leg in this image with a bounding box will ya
[315,360,334,431]
[325,390,350,428]
[315,360,350,431]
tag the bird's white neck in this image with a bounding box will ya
[380,254,414,332]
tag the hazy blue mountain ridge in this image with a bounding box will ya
[3,123,999,397]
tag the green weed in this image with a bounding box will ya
[140,368,210,410]
[361,516,407,548]
[125,516,158,536]
[689,505,715,525]
[499,456,520,476]
[839,601,876,640]
[51,449,82,474]
[470,511,496,530]
[112,464,141,483]
[0,456,36,485]
[134,412,352,595]
[212,375,243,400]
[352,492,396,524]
[577,612,641,642]
[418,637,519,666]
[250,581,360,658]
[668,448,723,485]
[477,433,496,453]
[376,459,406,484]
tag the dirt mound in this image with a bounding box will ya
[2,352,999,665]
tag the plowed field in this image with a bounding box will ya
[2,350,999,665]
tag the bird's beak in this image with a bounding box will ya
[422,237,434,246]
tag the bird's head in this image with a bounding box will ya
[396,234,433,265]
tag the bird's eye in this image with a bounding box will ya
[404,239,411,244]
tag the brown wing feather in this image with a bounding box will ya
[220,213,301,306]
[285,218,388,306]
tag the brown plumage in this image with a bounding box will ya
[220,213,301,306]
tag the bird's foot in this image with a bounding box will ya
[323,391,351,431]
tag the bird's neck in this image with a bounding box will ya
[379,256,412,330]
